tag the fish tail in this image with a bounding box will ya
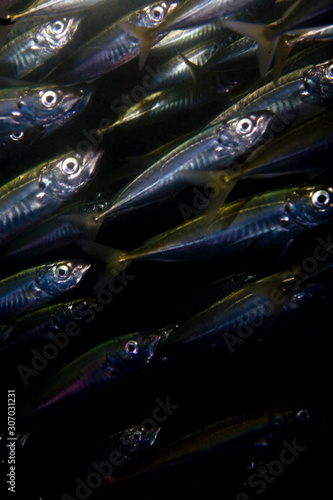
[222,20,279,76]
[273,36,294,85]
[178,169,238,224]
[118,22,160,70]
[76,240,132,294]
[57,213,104,241]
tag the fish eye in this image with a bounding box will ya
[51,20,65,34]
[236,118,253,135]
[62,157,79,175]
[148,5,165,22]
[125,340,139,355]
[41,90,58,108]
[95,203,105,211]
[131,430,143,441]
[55,264,70,280]
[312,190,330,209]
[10,132,24,142]
[326,64,333,80]
[297,409,310,421]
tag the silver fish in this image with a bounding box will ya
[19,330,163,419]
[0,260,90,320]
[0,149,102,247]
[0,81,86,135]
[96,111,277,218]
[0,16,81,79]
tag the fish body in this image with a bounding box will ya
[120,0,276,67]
[108,184,333,263]
[162,268,333,349]
[0,196,108,260]
[148,33,238,91]
[208,59,333,128]
[146,0,272,33]
[228,110,333,182]
[98,111,276,217]
[0,298,89,355]
[102,66,244,134]
[46,1,181,84]
[103,404,320,485]
[0,17,81,79]
[0,82,85,135]
[150,23,237,58]
[3,0,112,21]
[0,149,102,247]
[0,260,90,321]
[19,330,163,419]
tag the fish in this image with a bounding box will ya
[149,22,238,59]
[214,109,333,201]
[102,404,324,486]
[0,148,102,248]
[206,58,333,131]
[161,267,333,350]
[90,422,161,474]
[2,0,115,22]
[0,16,81,80]
[44,0,181,83]
[0,259,90,321]
[99,67,244,134]
[0,195,107,261]
[0,80,87,136]
[144,31,239,92]
[0,125,45,158]
[19,330,164,419]
[119,0,277,69]
[78,184,333,289]
[177,270,259,323]
[205,35,259,72]
[222,0,333,75]
[273,23,333,83]
[96,110,277,219]
[0,298,90,356]
[0,195,109,260]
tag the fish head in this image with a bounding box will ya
[41,149,103,200]
[284,185,333,228]
[118,424,161,458]
[0,126,44,156]
[138,1,180,28]
[17,85,85,124]
[269,404,332,440]
[105,331,163,377]
[304,60,333,100]
[36,17,81,50]
[217,110,278,157]
[36,260,91,296]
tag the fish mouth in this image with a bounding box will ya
[82,149,104,176]
[72,261,91,283]
[147,332,164,360]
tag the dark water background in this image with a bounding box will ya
[0,2,333,499]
